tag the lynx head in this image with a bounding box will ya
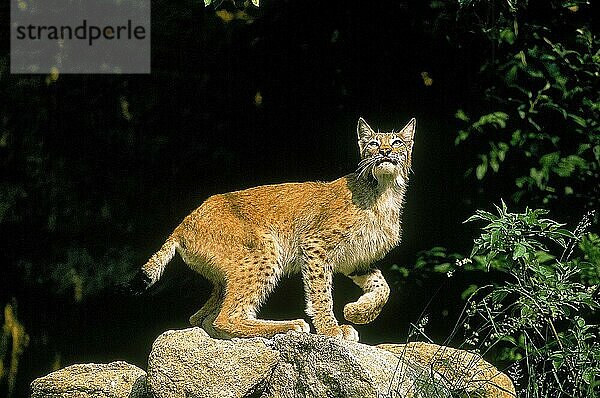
[355,117,416,186]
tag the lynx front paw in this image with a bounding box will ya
[291,319,311,333]
[319,324,359,341]
[343,301,381,325]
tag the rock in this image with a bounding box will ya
[147,328,453,398]
[378,342,516,398]
[146,327,280,398]
[32,329,515,398]
[30,361,147,398]
[264,331,452,398]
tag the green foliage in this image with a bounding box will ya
[465,200,574,267]
[401,1,600,395]
[461,205,599,398]
[452,0,599,209]
[413,246,463,274]
[577,233,600,285]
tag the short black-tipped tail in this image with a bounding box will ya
[128,269,154,295]
[129,237,178,295]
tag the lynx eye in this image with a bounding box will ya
[391,139,404,148]
[368,140,380,148]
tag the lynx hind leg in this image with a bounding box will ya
[202,307,232,339]
[343,268,390,325]
[213,250,310,338]
[190,283,223,327]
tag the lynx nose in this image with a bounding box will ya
[379,148,392,157]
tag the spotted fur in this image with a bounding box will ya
[137,117,416,341]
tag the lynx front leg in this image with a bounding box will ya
[343,268,390,324]
[302,244,359,341]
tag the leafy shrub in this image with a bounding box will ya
[459,204,599,398]
[409,3,600,393]
[451,0,599,210]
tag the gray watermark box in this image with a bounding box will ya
[11,0,151,74]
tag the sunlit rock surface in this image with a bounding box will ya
[31,328,515,398]
[30,361,146,398]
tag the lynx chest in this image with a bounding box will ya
[333,190,403,273]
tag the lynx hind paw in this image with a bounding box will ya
[319,324,359,341]
[291,319,311,333]
[340,324,359,341]
[343,301,381,325]
[189,312,203,326]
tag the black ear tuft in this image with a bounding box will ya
[127,269,153,296]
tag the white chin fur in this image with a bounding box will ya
[372,163,399,181]
[373,166,405,187]
[373,162,396,175]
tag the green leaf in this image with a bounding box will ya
[568,113,588,127]
[434,263,453,273]
[477,210,498,221]
[461,284,479,300]
[473,112,509,129]
[490,157,499,172]
[513,243,528,260]
[455,109,469,122]
[555,229,576,239]
[497,335,517,345]
[476,156,488,180]
[535,251,555,263]
[390,264,409,278]
[536,264,554,277]
[499,28,516,45]
[540,152,560,168]
[505,64,518,83]
[455,130,469,145]
[517,50,527,66]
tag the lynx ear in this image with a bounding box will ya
[357,117,375,152]
[399,118,416,142]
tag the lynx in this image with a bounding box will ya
[133,117,415,341]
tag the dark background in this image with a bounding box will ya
[1,0,596,396]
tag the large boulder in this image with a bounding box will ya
[30,361,146,398]
[30,328,516,398]
[145,328,514,398]
[146,328,279,398]
[379,342,515,398]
